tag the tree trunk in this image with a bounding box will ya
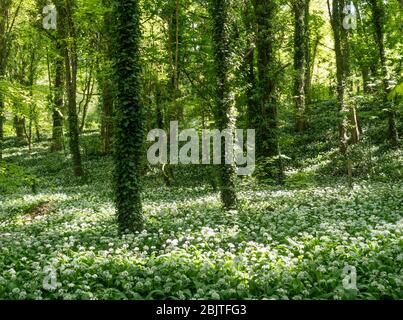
[51,45,64,153]
[100,78,113,154]
[242,3,257,130]
[113,0,144,232]
[370,0,399,146]
[57,0,84,176]
[210,0,237,209]
[254,0,278,157]
[13,116,25,140]
[98,0,114,155]
[303,0,312,106]
[0,1,9,160]
[167,0,183,121]
[253,0,282,181]
[293,0,307,133]
[330,0,353,187]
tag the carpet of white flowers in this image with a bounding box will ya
[0,143,402,300]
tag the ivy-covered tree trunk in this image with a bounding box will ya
[242,2,257,130]
[293,0,307,132]
[57,0,84,176]
[369,0,399,146]
[51,44,64,152]
[112,0,144,232]
[210,0,237,210]
[253,0,282,180]
[330,0,353,187]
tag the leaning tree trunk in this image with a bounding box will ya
[112,0,144,232]
[210,0,237,209]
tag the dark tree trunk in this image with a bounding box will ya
[370,0,399,146]
[100,78,113,154]
[112,0,144,232]
[253,0,283,181]
[210,0,237,209]
[242,2,257,130]
[51,45,64,152]
[253,0,278,158]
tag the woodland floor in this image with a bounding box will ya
[0,131,402,300]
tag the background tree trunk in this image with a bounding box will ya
[51,44,64,153]
[211,0,237,209]
[57,0,84,176]
[0,1,10,160]
[369,0,399,146]
[329,0,353,187]
[293,0,307,133]
[100,79,113,154]
[13,116,25,140]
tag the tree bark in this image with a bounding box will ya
[51,45,64,152]
[100,78,113,154]
[253,0,283,181]
[211,0,237,209]
[329,0,353,187]
[57,0,84,176]
[13,116,25,140]
[369,0,399,146]
[112,0,144,232]
[293,0,307,132]
[0,1,9,160]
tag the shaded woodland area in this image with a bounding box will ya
[0,0,402,300]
